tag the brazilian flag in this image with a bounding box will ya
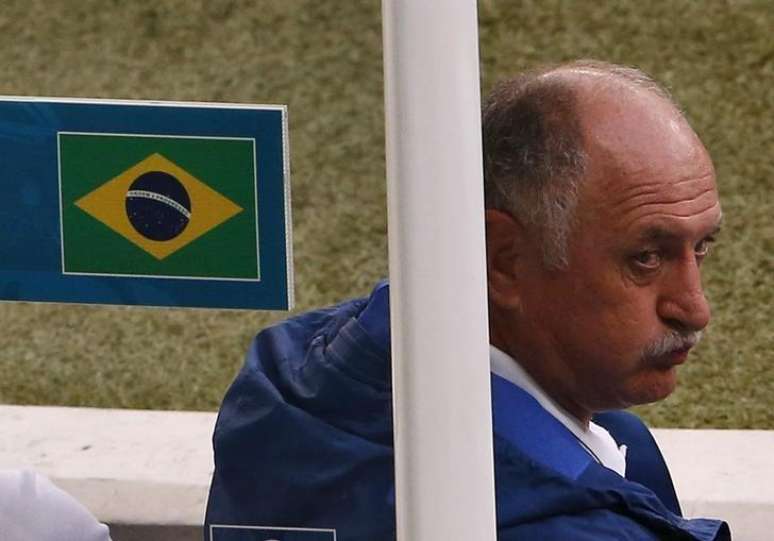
[59,133,259,280]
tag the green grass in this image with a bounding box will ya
[0,0,771,428]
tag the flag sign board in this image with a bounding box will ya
[210,525,336,541]
[0,97,292,310]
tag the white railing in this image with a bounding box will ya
[2,405,772,541]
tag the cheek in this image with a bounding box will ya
[559,301,652,367]
[573,282,659,359]
[527,262,659,368]
[569,249,658,320]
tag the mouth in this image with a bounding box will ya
[644,330,702,369]
[654,345,692,368]
[668,346,691,365]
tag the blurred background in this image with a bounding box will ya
[0,0,770,428]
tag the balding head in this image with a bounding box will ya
[485,61,721,423]
[482,60,696,268]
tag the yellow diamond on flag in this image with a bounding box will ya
[75,153,243,260]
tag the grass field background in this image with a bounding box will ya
[0,1,771,428]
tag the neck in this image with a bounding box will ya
[490,319,594,427]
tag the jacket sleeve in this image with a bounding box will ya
[498,509,730,541]
[205,283,397,541]
[499,509,661,541]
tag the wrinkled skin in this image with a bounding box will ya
[487,74,722,425]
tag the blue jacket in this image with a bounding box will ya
[205,287,730,541]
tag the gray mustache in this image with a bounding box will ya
[643,330,703,359]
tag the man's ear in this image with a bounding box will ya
[485,209,527,310]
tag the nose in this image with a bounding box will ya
[656,257,711,333]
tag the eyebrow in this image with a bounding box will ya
[637,218,723,243]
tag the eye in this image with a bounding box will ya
[632,250,662,270]
[695,236,715,258]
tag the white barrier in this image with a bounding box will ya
[1,405,772,540]
[0,405,213,541]
[654,429,774,541]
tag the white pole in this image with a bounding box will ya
[382,2,497,541]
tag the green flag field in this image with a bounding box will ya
[0,1,771,428]
[60,133,258,279]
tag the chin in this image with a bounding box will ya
[640,366,677,404]
[629,367,679,405]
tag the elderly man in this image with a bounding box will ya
[205,61,729,540]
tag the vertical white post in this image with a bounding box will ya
[382,2,497,541]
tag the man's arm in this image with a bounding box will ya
[205,284,396,541]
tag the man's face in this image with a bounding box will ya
[514,90,722,415]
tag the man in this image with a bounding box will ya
[484,61,720,427]
[205,61,729,540]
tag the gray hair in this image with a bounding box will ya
[482,60,676,268]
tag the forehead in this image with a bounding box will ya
[576,84,721,240]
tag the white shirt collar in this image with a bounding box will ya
[490,345,627,476]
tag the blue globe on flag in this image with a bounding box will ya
[125,170,192,241]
